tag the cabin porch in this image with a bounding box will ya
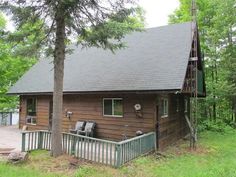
[22,130,156,168]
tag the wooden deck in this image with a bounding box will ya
[22,131,156,167]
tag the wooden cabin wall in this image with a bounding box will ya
[19,94,156,141]
[19,93,188,148]
[19,95,51,130]
[157,94,189,150]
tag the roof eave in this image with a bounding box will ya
[7,89,182,96]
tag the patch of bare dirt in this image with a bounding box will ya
[156,138,212,158]
[0,148,15,156]
[170,145,212,157]
[26,152,93,176]
[184,145,212,154]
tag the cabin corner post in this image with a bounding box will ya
[139,137,142,153]
[71,135,76,155]
[21,132,26,152]
[115,144,122,168]
[154,132,157,150]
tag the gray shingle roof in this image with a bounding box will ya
[8,22,193,94]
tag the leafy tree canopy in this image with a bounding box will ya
[0,12,37,111]
[0,12,6,28]
[169,0,236,123]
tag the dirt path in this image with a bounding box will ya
[0,126,21,152]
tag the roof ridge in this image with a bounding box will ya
[145,21,192,30]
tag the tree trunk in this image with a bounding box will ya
[211,63,216,121]
[213,100,216,121]
[232,104,234,122]
[213,56,218,120]
[51,10,65,157]
[234,100,236,123]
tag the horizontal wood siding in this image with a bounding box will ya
[19,93,188,149]
[19,96,26,127]
[19,96,51,130]
[157,94,188,150]
[20,94,156,141]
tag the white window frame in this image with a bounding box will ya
[26,98,37,125]
[161,98,169,118]
[26,116,37,125]
[103,98,123,117]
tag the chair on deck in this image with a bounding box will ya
[70,121,86,134]
[78,121,96,137]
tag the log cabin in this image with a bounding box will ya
[8,22,205,150]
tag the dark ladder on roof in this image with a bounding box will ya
[185,0,198,150]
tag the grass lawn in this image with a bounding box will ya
[0,129,236,177]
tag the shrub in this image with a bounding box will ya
[198,120,234,133]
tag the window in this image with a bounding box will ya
[26,116,37,124]
[103,98,123,117]
[161,98,168,117]
[26,98,37,124]
[184,98,188,113]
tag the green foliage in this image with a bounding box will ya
[0,13,37,111]
[76,166,98,177]
[128,130,236,177]
[0,12,6,29]
[0,163,57,177]
[0,1,145,55]
[78,7,145,52]
[6,20,46,58]
[198,120,234,133]
[169,0,236,124]
[169,0,192,23]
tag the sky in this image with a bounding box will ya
[139,0,180,27]
[5,0,180,31]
